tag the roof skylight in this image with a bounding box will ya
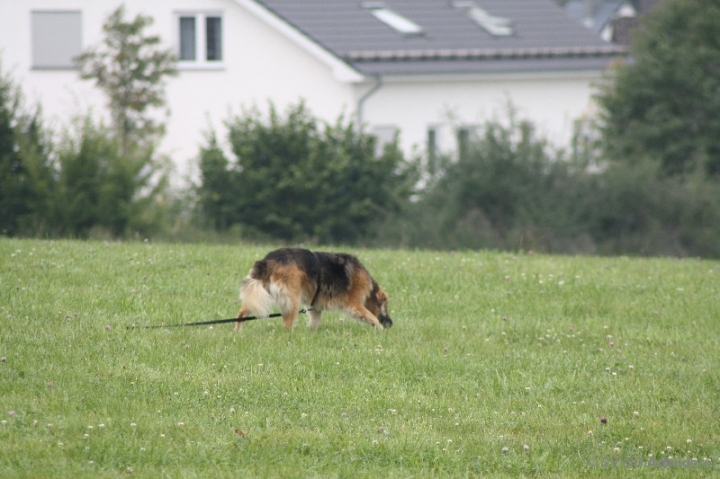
[363,2,423,35]
[452,1,514,37]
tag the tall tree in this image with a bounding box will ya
[596,0,720,177]
[75,5,177,155]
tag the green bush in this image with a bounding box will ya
[0,64,54,236]
[197,102,418,244]
[376,110,720,258]
[377,113,592,253]
[587,159,720,257]
[53,116,167,238]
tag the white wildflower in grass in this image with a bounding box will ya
[177,422,185,427]
[523,444,530,452]
[130,423,137,428]
[614,447,620,453]
[98,424,105,429]
[501,446,509,454]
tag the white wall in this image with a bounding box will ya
[362,71,603,157]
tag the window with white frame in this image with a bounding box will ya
[176,12,223,66]
[362,2,423,36]
[31,11,82,69]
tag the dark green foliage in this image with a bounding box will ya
[197,132,234,231]
[0,60,167,239]
[596,0,720,177]
[53,117,166,238]
[584,159,720,257]
[376,113,592,253]
[376,110,720,258]
[197,102,417,244]
[0,64,54,236]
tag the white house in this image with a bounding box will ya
[0,0,625,183]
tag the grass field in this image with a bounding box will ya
[1,238,719,478]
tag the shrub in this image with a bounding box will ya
[197,102,418,244]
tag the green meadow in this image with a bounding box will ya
[1,238,718,478]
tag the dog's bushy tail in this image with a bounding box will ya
[239,277,274,317]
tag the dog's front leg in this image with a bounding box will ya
[308,309,322,329]
[348,305,384,329]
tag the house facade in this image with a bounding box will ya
[0,0,625,182]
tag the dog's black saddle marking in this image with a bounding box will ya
[254,248,324,307]
[310,252,322,307]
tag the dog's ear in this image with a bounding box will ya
[375,287,392,328]
[376,289,388,304]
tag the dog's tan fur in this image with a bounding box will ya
[235,248,392,331]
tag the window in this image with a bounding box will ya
[31,11,82,69]
[205,16,222,61]
[457,127,471,162]
[179,17,196,60]
[452,1,513,37]
[427,127,439,175]
[176,13,223,67]
[363,2,423,36]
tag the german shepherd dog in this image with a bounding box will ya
[235,248,392,330]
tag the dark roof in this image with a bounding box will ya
[257,0,626,76]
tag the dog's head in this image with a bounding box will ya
[366,283,392,328]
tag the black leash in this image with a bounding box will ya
[128,308,312,330]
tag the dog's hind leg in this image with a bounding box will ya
[282,306,299,330]
[235,305,249,331]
